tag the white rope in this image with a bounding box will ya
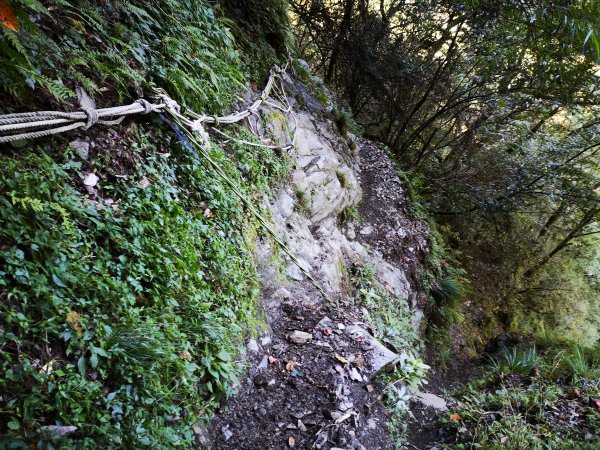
[0,64,289,145]
[0,100,163,143]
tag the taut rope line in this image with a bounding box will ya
[0,65,285,144]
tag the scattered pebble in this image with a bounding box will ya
[297,420,307,432]
[247,339,259,354]
[289,330,313,344]
[221,426,233,442]
[350,367,363,382]
[257,355,269,370]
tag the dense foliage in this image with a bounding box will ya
[0,0,291,447]
[0,123,289,448]
[0,0,248,111]
[291,0,600,344]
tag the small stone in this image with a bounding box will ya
[345,325,399,376]
[247,339,259,354]
[297,420,307,432]
[84,173,99,187]
[316,316,333,330]
[289,330,313,344]
[359,225,374,235]
[221,426,233,441]
[314,432,328,449]
[313,341,334,351]
[349,367,363,382]
[367,418,377,429]
[192,423,210,446]
[257,355,269,370]
[330,411,344,421]
[254,374,268,387]
[338,401,353,411]
[261,336,272,346]
[70,139,89,159]
[412,392,448,411]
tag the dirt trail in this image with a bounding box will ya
[207,139,432,449]
[204,71,438,449]
[208,281,391,449]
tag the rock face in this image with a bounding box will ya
[209,70,430,450]
[253,72,421,317]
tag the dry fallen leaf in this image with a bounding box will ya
[66,311,83,337]
[178,351,192,361]
[334,411,354,424]
[139,179,151,189]
[204,208,214,218]
[355,353,365,370]
[0,0,19,32]
[286,360,297,372]
[366,384,374,393]
[450,413,462,421]
[335,354,348,364]
[288,436,295,447]
[322,328,333,336]
[268,356,278,365]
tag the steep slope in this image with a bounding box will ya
[207,71,431,449]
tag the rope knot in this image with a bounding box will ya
[190,118,205,133]
[157,94,181,114]
[190,119,210,149]
[79,106,98,130]
[136,99,153,114]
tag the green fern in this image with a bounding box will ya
[1,0,247,111]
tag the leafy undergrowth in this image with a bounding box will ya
[446,344,600,449]
[0,120,289,448]
[0,0,293,447]
[350,263,428,447]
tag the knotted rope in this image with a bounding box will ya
[0,100,162,144]
[0,65,287,145]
